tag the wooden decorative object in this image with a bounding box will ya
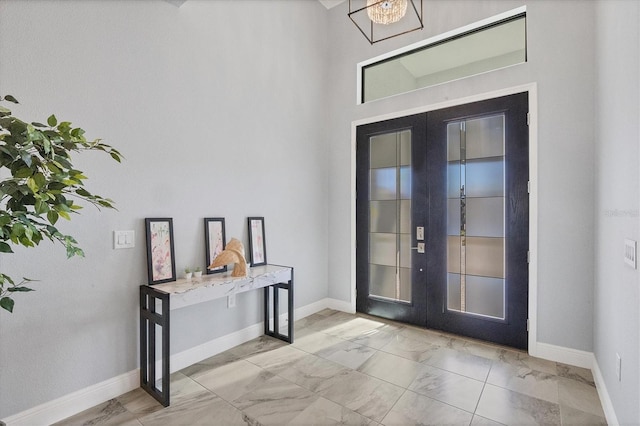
[208,238,248,277]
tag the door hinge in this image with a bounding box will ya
[527,251,530,263]
[527,319,530,332]
[527,180,530,194]
[527,112,530,125]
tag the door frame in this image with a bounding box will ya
[349,83,539,355]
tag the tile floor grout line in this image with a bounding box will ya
[378,387,409,424]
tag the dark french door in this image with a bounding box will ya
[356,93,529,349]
[356,113,428,325]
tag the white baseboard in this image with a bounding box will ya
[530,342,620,423]
[168,322,264,373]
[531,341,594,369]
[2,298,336,426]
[170,297,340,373]
[592,356,620,426]
[326,297,355,313]
[3,370,139,426]
[295,298,333,319]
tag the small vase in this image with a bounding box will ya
[194,271,202,278]
[185,272,193,280]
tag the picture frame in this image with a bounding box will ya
[204,217,227,274]
[248,217,267,266]
[145,218,176,285]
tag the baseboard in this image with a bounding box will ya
[2,298,335,426]
[3,370,139,426]
[326,297,355,313]
[523,342,620,423]
[295,298,333,319]
[171,298,341,372]
[531,341,594,369]
[168,322,264,373]
[591,356,620,426]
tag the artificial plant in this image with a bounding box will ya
[0,95,123,312]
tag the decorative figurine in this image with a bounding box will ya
[208,238,248,277]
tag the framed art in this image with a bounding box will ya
[248,217,267,266]
[204,217,227,274]
[145,218,176,285]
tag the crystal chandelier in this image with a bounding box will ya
[348,0,423,44]
[366,0,407,25]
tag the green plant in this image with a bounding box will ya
[0,95,123,313]
[184,267,191,273]
[194,266,201,273]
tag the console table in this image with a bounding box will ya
[139,264,294,407]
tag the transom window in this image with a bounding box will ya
[359,7,527,104]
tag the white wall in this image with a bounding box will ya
[326,0,596,351]
[594,1,640,424]
[0,0,329,418]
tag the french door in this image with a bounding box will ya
[356,113,428,325]
[356,93,529,349]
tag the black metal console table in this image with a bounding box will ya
[139,264,294,407]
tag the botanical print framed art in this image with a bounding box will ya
[204,217,227,274]
[248,217,267,266]
[145,218,176,285]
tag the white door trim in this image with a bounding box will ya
[350,83,539,353]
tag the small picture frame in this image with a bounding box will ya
[145,218,176,285]
[248,217,267,266]
[204,217,227,274]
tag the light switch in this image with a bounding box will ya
[416,226,424,241]
[114,230,135,249]
[624,239,636,269]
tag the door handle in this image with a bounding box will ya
[411,243,425,253]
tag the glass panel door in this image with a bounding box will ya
[357,93,528,349]
[446,115,506,319]
[356,113,427,326]
[426,92,529,350]
[369,130,412,303]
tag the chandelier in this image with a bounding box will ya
[348,0,423,44]
[367,0,407,25]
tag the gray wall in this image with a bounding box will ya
[0,0,329,418]
[594,1,640,424]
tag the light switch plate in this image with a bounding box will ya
[624,239,636,269]
[114,230,135,249]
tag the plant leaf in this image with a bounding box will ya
[0,297,14,313]
[7,286,34,292]
[4,95,18,103]
[0,242,13,253]
[47,114,57,127]
[21,152,32,167]
[47,210,59,225]
[26,177,38,193]
[57,210,71,221]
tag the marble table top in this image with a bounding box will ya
[150,264,292,311]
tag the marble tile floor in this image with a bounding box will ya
[55,309,607,426]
